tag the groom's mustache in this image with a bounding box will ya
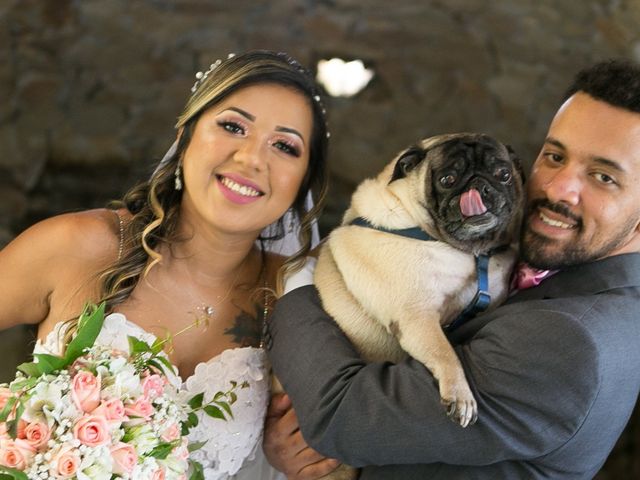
[527,198,582,229]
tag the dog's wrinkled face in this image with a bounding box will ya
[389,133,524,253]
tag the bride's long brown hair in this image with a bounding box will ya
[97,50,329,314]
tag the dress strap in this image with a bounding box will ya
[113,209,124,261]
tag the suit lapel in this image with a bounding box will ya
[447,253,640,345]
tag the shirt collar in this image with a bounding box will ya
[506,252,640,303]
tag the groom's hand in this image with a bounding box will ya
[264,393,341,480]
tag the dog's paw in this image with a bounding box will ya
[440,383,478,428]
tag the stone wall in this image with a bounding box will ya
[0,0,639,476]
[3,0,640,236]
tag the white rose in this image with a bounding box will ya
[159,447,189,479]
[132,456,161,480]
[114,365,143,397]
[106,357,127,375]
[100,365,141,400]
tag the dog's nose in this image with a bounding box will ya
[468,179,491,197]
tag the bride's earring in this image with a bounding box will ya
[286,209,296,233]
[174,161,183,191]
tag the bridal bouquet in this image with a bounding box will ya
[0,303,240,480]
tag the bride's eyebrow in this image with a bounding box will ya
[220,106,255,121]
[275,126,305,144]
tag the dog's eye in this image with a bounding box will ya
[494,168,512,183]
[439,174,457,187]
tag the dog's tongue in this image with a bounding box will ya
[459,188,487,217]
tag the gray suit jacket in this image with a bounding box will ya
[267,253,640,479]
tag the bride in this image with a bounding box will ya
[0,50,333,479]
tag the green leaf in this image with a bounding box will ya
[6,420,17,440]
[187,440,207,453]
[148,442,176,459]
[11,401,24,434]
[146,359,167,377]
[213,388,237,404]
[64,302,106,363]
[203,405,226,420]
[9,377,38,393]
[6,401,25,439]
[213,400,233,419]
[16,361,42,378]
[188,460,204,480]
[188,412,198,428]
[0,466,29,480]
[32,353,67,374]
[188,392,204,410]
[181,411,199,436]
[153,355,177,376]
[150,338,166,355]
[0,396,17,422]
[128,336,152,355]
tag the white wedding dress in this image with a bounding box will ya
[34,313,286,480]
[31,203,318,479]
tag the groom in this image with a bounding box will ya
[264,59,640,479]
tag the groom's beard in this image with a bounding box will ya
[521,199,638,270]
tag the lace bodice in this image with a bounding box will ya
[34,313,280,480]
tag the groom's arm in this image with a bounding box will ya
[266,285,600,467]
[263,392,341,480]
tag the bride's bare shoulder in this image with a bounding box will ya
[13,208,123,262]
[0,208,125,329]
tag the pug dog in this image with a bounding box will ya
[314,133,524,431]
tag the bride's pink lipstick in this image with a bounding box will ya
[216,173,264,205]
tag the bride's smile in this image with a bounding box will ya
[179,83,312,237]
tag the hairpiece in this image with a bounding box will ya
[189,52,330,138]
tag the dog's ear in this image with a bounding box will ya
[390,146,426,183]
[505,144,525,184]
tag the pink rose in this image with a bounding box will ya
[0,422,9,439]
[73,414,110,447]
[151,467,165,480]
[110,442,137,475]
[92,398,127,422]
[71,370,101,413]
[24,421,51,450]
[174,440,189,461]
[124,397,154,424]
[160,423,180,442]
[142,374,165,399]
[16,419,28,440]
[49,445,80,479]
[0,388,13,412]
[0,438,36,471]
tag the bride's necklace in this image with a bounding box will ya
[159,250,271,346]
[184,261,246,326]
[192,283,236,323]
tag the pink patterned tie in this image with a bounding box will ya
[512,262,559,290]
